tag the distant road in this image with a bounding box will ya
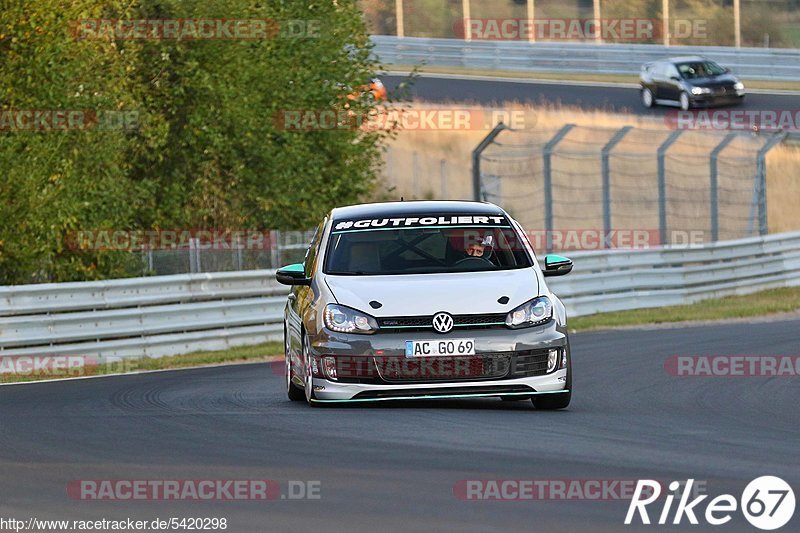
[383,73,800,117]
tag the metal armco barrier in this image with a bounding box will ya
[0,271,289,360]
[1,231,799,361]
[545,231,800,317]
[372,36,800,81]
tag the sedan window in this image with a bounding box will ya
[678,61,726,79]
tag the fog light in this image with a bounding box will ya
[547,349,559,373]
[311,356,319,376]
[561,350,567,369]
[322,356,337,380]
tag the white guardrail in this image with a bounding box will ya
[1,232,799,361]
[372,36,800,81]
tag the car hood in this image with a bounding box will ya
[324,269,540,317]
[687,74,738,88]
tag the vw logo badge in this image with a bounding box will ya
[432,312,454,334]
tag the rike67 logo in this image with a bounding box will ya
[626,477,795,530]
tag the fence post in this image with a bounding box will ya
[657,130,684,245]
[234,233,243,270]
[753,132,788,235]
[188,238,201,273]
[543,124,576,253]
[440,159,447,198]
[412,151,420,197]
[270,230,281,269]
[601,126,632,248]
[471,122,507,201]
[709,132,738,242]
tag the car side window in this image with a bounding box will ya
[304,219,326,277]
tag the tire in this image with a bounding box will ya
[641,88,654,108]
[679,92,691,111]
[285,327,304,402]
[302,336,318,407]
[532,343,571,410]
[532,391,571,410]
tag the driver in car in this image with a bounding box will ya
[464,234,494,261]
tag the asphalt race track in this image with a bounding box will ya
[1,318,798,532]
[383,74,800,116]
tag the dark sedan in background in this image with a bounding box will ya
[640,56,746,110]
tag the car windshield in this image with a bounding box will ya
[324,220,532,275]
[677,61,726,79]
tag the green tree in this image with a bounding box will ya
[0,0,387,283]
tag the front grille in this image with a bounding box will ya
[378,313,507,332]
[374,354,511,383]
[329,348,558,384]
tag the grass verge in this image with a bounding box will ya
[386,64,800,92]
[569,287,800,331]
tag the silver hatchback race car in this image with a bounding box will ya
[276,201,574,409]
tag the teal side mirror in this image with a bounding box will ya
[276,263,311,286]
[543,255,573,277]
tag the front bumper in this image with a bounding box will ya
[689,93,745,107]
[307,320,569,402]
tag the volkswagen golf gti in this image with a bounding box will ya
[276,201,574,409]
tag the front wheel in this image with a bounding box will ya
[285,328,304,401]
[642,87,654,108]
[302,336,319,407]
[532,391,571,410]
[679,91,691,111]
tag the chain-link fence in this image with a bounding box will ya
[135,230,314,276]
[476,124,787,250]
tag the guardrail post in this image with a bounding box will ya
[657,130,684,245]
[752,132,789,235]
[471,122,507,201]
[601,126,632,247]
[543,124,576,252]
[709,132,737,242]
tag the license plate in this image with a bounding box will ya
[405,339,475,357]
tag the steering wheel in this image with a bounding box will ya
[453,256,493,267]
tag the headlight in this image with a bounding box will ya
[690,87,712,95]
[323,304,379,334]
[734,81,745,91]
[505,296,553,329]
